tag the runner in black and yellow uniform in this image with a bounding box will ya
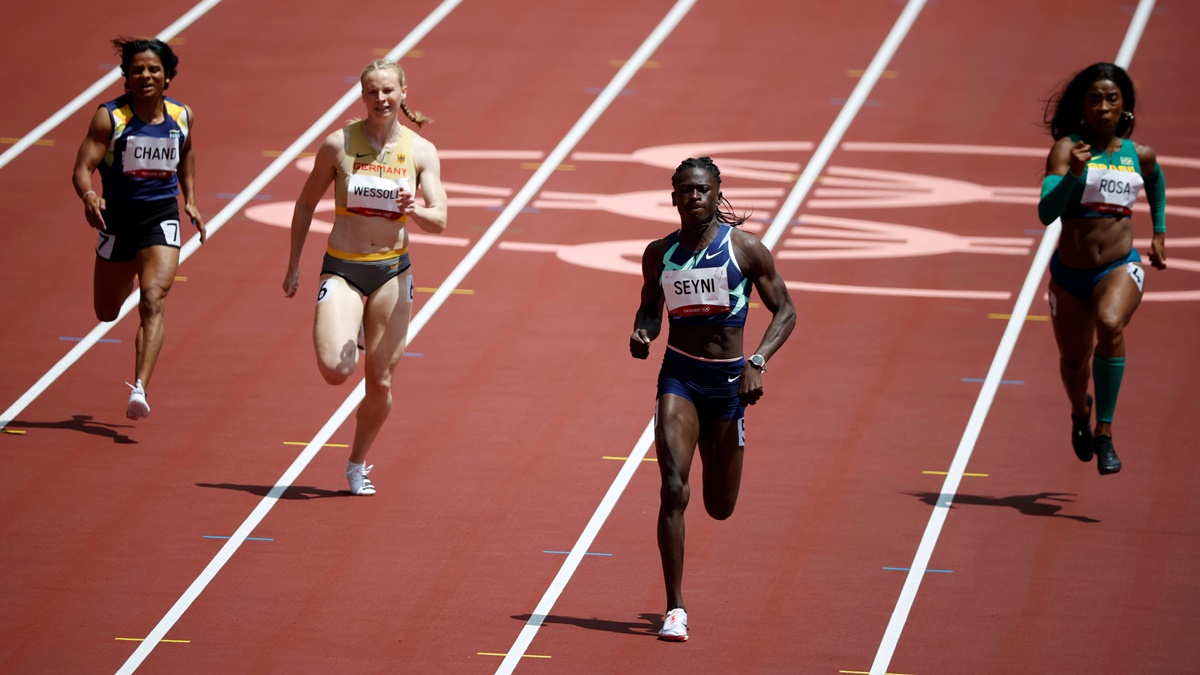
[72,37,205,420]
[284,60,447,496]
[1039,62,1168,474]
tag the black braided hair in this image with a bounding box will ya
[671,156,749,226]
[1044,62,1137,140]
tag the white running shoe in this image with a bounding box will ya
[658,608,688,641]
[125,380,150,420]
[346,463,376,496]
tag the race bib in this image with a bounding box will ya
[122,136,179,178]
[1081,166,1143,216]
[661,267,730,317]
[159,219,181,247]
[346,175,409,220]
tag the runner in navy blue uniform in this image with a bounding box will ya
[630,157,796,641]
[72,37,205,420]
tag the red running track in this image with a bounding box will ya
[1,0,1198,673]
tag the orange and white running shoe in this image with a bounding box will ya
[658,608,688,641]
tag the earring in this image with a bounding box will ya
[1122,110,1134,121]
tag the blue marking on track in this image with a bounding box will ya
[60,337,121,343]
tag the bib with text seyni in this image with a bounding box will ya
[662,267,730,317]
[121,136,179,178]
[1081,164,1143,216]
[346,175,410,220]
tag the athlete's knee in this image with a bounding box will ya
[1093,309,1127,347]
[704,498,736,521]
[1059,352,1091,373]
[660,476,689,511]
[138,284,169,318]
[94,301,120,323]
[362,371,394,406]
[316,357,355,385]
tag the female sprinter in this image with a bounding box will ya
[630,157,796,641]
[283,60,447,495]
[1038,62,1168,475]
[72,37,205,420]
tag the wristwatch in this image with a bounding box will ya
[748,354,766,373]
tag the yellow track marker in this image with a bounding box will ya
[1,137,53,147]
[845,69,898,79]
[477,652,550,659]
[174,276,187,282]
[283,441,349,448]
[2,429,27,435]
[519,162,575,171]
[988,313,1048,321]
[923,470,989,477]
[415,287,474,295]
[262,150,316,158]
[375,48,423,57]
[608,59,660,68]
[603,456,657,462]
[115,638,190,643]
[839,670,912,675]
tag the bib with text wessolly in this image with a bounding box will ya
[121,136,180,178]
[346,175,409,219]
[1081,165,1143,216]
[661,267,730,317]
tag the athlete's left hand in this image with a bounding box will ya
[186,203,207,244]
[739,365,764,406]
[1149,232,1167,270]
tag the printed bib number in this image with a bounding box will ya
[1081,166,1143,216]
[1125,262,1144,293]
[347,175,409,220]
[96,231,116,260]
[661,267,730,317]
[122,136,180,178]
[159,219,181,247]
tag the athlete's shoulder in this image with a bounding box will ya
[1133,141,1157,169]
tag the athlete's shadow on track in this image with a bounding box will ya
[3,415,136,444]
[194,483,348,499]
[903,490,1100,523]
[510,612,661,637]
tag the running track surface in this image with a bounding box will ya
[2,1,1198,673]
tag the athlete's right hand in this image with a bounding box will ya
[1068,140,1091,178]
[283,267,300,298]
[83,193,106,231]
[629,329,651,359]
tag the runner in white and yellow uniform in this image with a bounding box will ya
[284,60,448,496]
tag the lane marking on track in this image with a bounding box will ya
[283,442,348,448]
[0,137,53,146]
[2,429,26,435]
[203,536,272,541]
[59,337,120,343]
[883,567,951,574]
[111,2,465,672]
[602,455,657,462]
[497,2,928,673]
[416,286,474,294]
[520,162,575,171]
[988,313,1048,321]
[479,653,551,659]
[867,3,1156,673]
[841,670,912,675]
[922,471,988,477]
[0,0,223,171]
[115,638,190,644]
[542,550,612,556]
[960,378,1024,385]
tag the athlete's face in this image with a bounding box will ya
[671,167,720,229]
[125,51,167,100]
[361,70,406,119]
[1082,79,1125,135]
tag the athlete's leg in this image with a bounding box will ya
[655,393,700,612]
[93,257,138,322]
[348,272,412,465]
[697,416,745,521]
[1048,279,1095,418]
[132,245,179,386]
[313,274,365,386]
[1090,262,1144,436]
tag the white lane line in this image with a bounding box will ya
[0,0,461,433]
[494,2,925,672]
[867,3,1154,674]
[0,0,223,171]
[112,1,464,671]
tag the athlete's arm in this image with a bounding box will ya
[1038,137,1091,226]
[1138,143,1167,270]
[735,230,796,405]
[406,135,447,234]
[283,131,340,298]
[630,240,667,359]
[72,106,111,232]
[178,105,206,243]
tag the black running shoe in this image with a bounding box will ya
[1094,434,1122,475]
[1071,394,1093,462]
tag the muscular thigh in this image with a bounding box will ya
[362,272,413,376]
[314,274,365,356]
[1092,260,1144,325]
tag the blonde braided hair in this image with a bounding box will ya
[360,59,432,128]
